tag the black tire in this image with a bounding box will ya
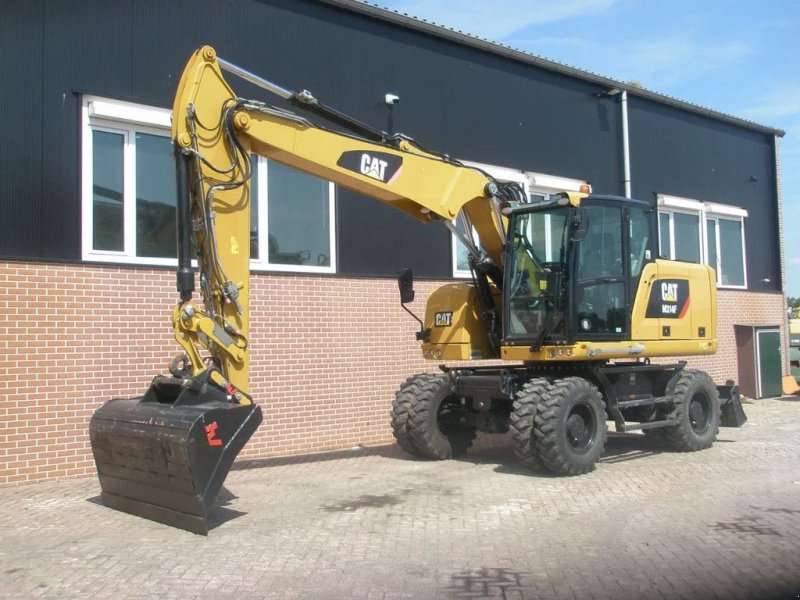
[663,370,720,451]
[534,377,608,476]
[391,377,422,456]
[509,378,551,471]
[407,373,475,459]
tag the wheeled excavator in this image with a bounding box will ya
[89,46,747,534]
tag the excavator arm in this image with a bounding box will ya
[170,45,520,392]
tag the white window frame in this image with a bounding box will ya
[82,96,337,273]
[657,208,703,264]
[82,96,177,266]
[451,161,587,277]
[657,194,748,289]
[249,156,337,274]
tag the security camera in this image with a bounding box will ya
[385,94,400,106]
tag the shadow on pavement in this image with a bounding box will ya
[462,432,672,474]
[86,486,247,532]
[233,443,400,471]
[234,424,743,475]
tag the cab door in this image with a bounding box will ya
[574,205,627,339]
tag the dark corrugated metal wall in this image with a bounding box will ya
[629,97,780,291]
[0,0,779,290]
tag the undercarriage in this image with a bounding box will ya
[391,361,747,476]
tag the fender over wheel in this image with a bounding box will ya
[534,377,607,475]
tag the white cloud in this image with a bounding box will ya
[379,0,619,40]
[620,37,750,88]
[741,83,800,121]
[491,33,752,91]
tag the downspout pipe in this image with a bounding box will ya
[621,90,631,198]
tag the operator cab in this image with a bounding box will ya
[503,194,654,348]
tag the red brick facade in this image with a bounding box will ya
[0,261,787,485]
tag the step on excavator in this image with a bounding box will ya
[90,46,747,534]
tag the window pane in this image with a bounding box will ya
[658,212,671,258]
[673,212,700,263]
[530,212,548,262]
[706,218,718,279]
[578,206,622,280]
[456,241,469,271]
[250,156,259,260]
[577,281,626,334]
[719,218,745,286]
[268,161,330,266]
[92,130,124,251]
[135,133,177,258]
[454,213,473,272]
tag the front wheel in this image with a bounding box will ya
[509,378,551,471]
[534,377,607,475]
[406,373,475,459]
[391,377,422,456]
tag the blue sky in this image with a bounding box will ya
[374,0,800,295]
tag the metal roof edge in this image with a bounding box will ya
[315,0,785,138]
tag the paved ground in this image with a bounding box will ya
[1,398,799,599]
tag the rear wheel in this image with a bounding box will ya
[407,373,475,459]
[663,370,720,451]
[509,378,551,471]
[534,377,607,475]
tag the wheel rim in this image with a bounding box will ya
[566,403,596,454]
[688,391,712,434]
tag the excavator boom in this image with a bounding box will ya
[172,46,508,266]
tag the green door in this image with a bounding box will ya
[756,329,782,398]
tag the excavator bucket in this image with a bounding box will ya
[89,376,262,535]
[717,382,748,428]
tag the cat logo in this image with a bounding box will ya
[435,312,453,327]
[661,282,678,302]
[336,150,403,184]
[360,154,388,181]
[645,279,690,319]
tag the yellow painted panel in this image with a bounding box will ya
[422,283,498,360]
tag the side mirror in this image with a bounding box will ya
[398,268,429,340]
[398,268,415,304]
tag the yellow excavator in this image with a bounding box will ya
[90,46,746,534]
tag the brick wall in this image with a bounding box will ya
[671,289,787,384]
[0,261,787,485]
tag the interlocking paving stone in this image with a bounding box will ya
[1,398,799,599]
